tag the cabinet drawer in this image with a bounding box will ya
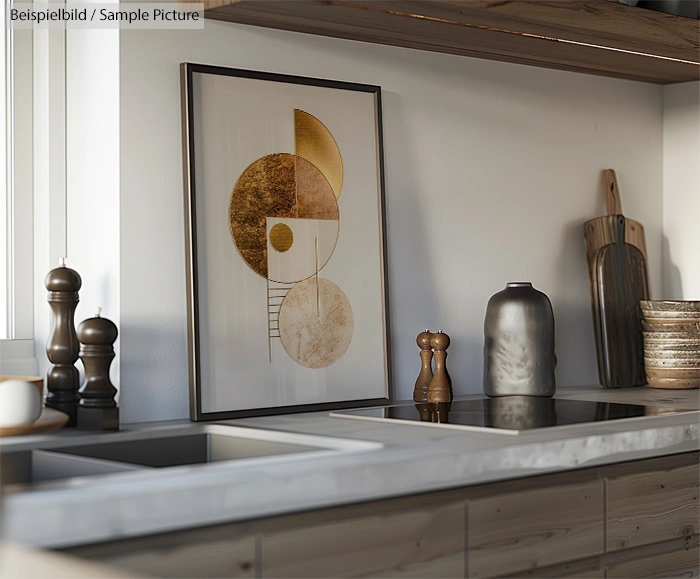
[65,524,256,578]
[261,500,465,578]
[607,545,699,578]
[607,463,700,551]
[468,480,604,578]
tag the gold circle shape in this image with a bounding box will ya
[295,110,344,199]
[269,223,294,253]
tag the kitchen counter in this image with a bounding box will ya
[1,386,698,549]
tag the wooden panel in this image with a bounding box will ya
[504,561,604,578]
[607,462,700,551]
[0,542,147,579]
[204,0,700,84]
[64,524,256,579]
[600,452,699,479]
[261,500,465,578]
[607,545,700,578]
[468,480,604,577]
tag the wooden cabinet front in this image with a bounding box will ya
[260,500,465,578]
[64,452,699,579]
[606,454,700,551]
[468,480,604,577]
[62,524,257,578]
[607,544,699,578]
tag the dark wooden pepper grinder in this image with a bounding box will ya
[77,308,119,430]
[413,330,433,403]
[45,258,82,426]
[427,330,452,404]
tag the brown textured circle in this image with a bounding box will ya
[229,153,339,280]
[269,223,294,253]
[229,154,296,278]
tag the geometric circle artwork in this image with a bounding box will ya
[269,223,293,253]
[278,277,354,369]
[228,109,353,369]
[229,153,339,281]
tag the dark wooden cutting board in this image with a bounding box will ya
[584,170,649,388]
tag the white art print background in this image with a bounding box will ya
[191,71,387,413]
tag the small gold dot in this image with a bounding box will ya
[270,223,293,252]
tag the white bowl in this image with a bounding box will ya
[0,377,43,428]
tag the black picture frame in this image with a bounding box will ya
[181,63,391,421]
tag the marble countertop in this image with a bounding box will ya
[2,386,698,549]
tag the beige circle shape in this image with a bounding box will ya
[278,277,354,369]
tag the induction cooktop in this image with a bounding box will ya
[330,397,696,435]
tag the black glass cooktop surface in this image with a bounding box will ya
[332,398,695,434]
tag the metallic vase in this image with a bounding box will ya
[483,282,556,397]
[484,396,556,430]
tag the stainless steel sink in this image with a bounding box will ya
[49,432,325,467]
[0,449,148,492]
[0,423,381,492]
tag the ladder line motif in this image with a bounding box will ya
[267,278,293,363]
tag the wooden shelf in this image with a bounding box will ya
[203,0,700,84]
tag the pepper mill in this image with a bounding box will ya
[77,308,119,430]
[414,402,433,422]
[45,258,82,426]
[413,330,433,402]
[427,330,452,404]
[431,402,450,424]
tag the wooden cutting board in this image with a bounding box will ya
[584,170,649,388]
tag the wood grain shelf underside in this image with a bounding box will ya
[203,0,700,84]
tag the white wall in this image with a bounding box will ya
[65,26,121,389]
[120,21,663,423]
[33,26,120,395]
[662,82,700,300]
[33,29,67,377]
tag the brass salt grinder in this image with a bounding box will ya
[414,330,452,422]
[428,331,452,422]
[413,330,434,421]
[413,330,433,402]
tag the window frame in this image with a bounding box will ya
[1,3,37,374]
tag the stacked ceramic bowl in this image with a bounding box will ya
[641,300,700,389]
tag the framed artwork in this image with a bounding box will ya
[181,63,391,420]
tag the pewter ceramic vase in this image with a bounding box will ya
[483,282,556,397]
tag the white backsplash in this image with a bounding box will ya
[51,21,666,423]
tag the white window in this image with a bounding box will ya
[1,3,37,374]
[1,1,9,338]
